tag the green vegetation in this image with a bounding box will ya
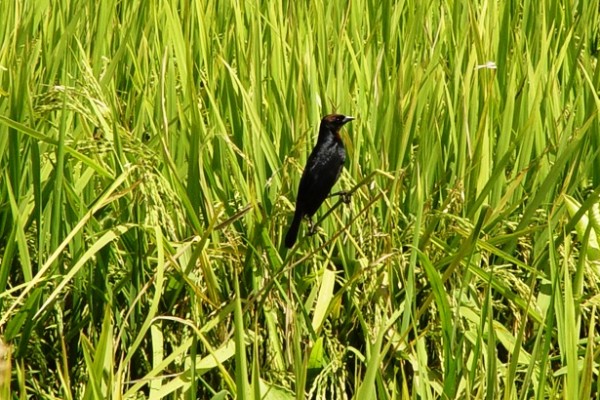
[1,0,599,398]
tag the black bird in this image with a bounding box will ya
[285,114,355,248]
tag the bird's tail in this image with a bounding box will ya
[285,211,302,248]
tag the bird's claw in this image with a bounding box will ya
[307,218,317,236]
[329,190,352,204]
[340,191,352,204]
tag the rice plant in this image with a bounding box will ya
[0,0,599,398]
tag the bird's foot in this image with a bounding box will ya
[330,190,352,204]
[340,191,352,204]
[307,218,317,236]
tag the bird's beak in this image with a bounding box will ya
[343,116,355,124]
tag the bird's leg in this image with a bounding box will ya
[329,190,352,204]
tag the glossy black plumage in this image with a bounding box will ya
[285,114,354,248]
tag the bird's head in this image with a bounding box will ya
[322,114,355,129]
[319,113,355,144]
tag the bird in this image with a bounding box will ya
[285,114,355,248]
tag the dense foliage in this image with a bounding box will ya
[0,1,599,398]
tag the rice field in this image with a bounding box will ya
[0,0,599,398]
